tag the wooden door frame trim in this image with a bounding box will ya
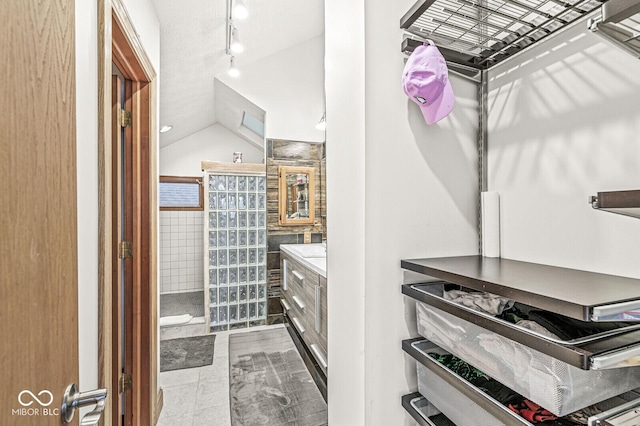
[98,0,159,424]
[111,0,156,81]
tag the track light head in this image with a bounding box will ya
[233,0,248,20]
[230,27,244,54]
[228,56,240,77]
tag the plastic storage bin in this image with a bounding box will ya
[417,362,520,426]
[416,299,640,416]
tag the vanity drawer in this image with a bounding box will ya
[280,259,306,331]
[285,256,307,291]
[288,314,307,337]
[404,338,640,426]
[280,256,305,294]
[303,271,320,333]
[280,252,327,373]
[309,343,327,376]
[406,283,640,416]
[280,297,292,316]
[280,289,302,316]
[280,281,295,312]
[316,276,328,355]
[303,270,328,374]
[281,256,307,308]
[282,287,306,322]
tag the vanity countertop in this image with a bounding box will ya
[280,243,326,278]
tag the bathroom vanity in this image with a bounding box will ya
[280,243,328,376]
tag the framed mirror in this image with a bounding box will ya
[278,166,315,225]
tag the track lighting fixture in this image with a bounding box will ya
[230,27,244,54]
[228,56,240,77]
[233,0,248,20]
[225,0,248,77]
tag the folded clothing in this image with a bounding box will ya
[428,353,489,383]
[443,289,515,316]
[509,399,557,423]
[516,319,561,340]
[500,302,632,341]
[427,352,582,425]
[472,376,522,407]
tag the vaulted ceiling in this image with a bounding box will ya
[151,0,325,148]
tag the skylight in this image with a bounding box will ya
[241,111,265,138]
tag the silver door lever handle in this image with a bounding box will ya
[61,383,108,425]
[79,397,106,426]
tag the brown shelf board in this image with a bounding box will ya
[401,256,640,321]
[593,189,640,219]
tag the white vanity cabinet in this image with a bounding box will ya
[280,244,328,375]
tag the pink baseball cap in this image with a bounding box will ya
[402,40,455,125]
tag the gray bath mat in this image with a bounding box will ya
[160,334,215,372]
[229,327,327,426]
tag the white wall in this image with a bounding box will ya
[488,22,640,279]
[75,0,160,396]
[159,124,264,176]
[325,1,366,424]
[326,1,479,424]
[121,0,161,70]
[218,36,326,143]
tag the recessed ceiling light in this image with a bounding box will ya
[160,125,173,133]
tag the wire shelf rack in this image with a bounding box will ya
[401,0,608,69]
[589,0,640,58]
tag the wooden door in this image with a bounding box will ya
[0,1,79,425]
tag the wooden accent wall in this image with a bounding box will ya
[266,139,326,324]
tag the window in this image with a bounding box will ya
[159,176,203,210]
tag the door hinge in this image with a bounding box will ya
[119,108,132,128]
[118,241,133,259]
[119,373,132,394]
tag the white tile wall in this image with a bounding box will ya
[160,211,204,294]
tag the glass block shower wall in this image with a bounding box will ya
[205,172,268,332]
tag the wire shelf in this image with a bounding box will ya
[401,0,607,69]
[589,0,640,58]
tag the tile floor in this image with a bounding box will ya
[157,324,285,426]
